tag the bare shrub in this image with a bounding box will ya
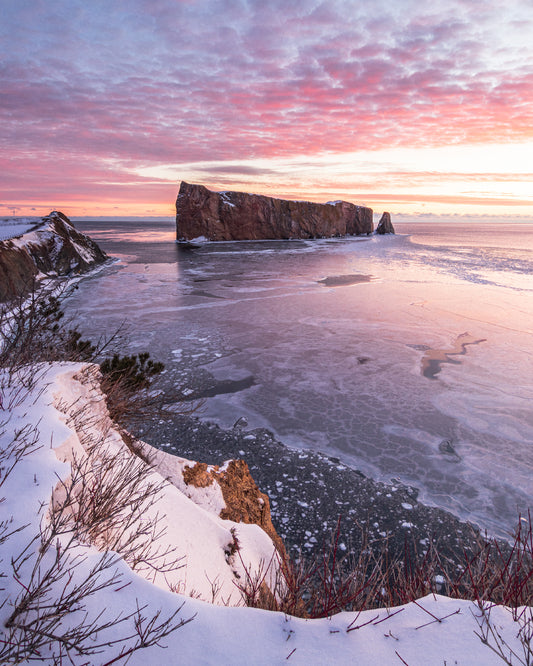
[448,515,533,609]
[1,531,192,664]
[0,422,41,492]
[233,548,285,613]
[239,514,533,648]
[473,602,533,666]
[51,435,184,579]
[98,353,203,431]
[0,420,42,612]
[233,519,390,618]
[0,289,193,662]
[1,285,86,370]
[0,399,192,663]
[457,515,533,665]
[1,281,201,435]
[235,518,533,661]
[0,283,124,408]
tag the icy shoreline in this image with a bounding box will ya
[140,411,495,568]
[64,218,533,542]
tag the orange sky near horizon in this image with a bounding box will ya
[2,1,532,220]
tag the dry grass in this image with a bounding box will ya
[237,514,533,662]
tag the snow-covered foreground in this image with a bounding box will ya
[0,364,530,664]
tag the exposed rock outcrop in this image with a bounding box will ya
[183,459,286,558]
[176,181,373,241]
[128,427,288,561]
[375,211,395,235]
[0,211,107,302]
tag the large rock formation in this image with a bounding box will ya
[375,211,395,234]
[0,211,107,302]
[176,181,373,241]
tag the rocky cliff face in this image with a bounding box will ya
[176,181,373,241]
[0,211,107,302]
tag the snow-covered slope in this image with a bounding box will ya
[2,364,279,604]
[0,217,43,242]
[0,364,530,664]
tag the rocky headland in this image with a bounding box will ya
[0,211,107,302]
[176,181,374,241]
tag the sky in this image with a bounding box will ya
[1,0,532,219]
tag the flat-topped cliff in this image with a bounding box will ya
[0,211,107,302]
[176,181,373,241]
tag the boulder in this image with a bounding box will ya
[176,181,373,241]
[375,212,395,235]
[0,211,107,302]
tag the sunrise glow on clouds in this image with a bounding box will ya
[1,0,532,218]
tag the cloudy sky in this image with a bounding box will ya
[2,0,532,218]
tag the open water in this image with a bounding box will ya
[71,219,533,537]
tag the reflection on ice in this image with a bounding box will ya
[317,274,374,287]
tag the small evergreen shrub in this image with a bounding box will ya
[100,352,164,391]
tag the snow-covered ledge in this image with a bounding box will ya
[2,362,279,604]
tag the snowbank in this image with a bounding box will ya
[8,363,279,603]
[0,364,530,664]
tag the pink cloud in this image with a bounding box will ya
[2,0,532,213]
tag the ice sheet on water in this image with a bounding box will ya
[65,220,533,536]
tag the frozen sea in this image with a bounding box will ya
[71,218,533,537]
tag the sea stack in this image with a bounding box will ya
[176,181,373,241]
[375,212,395,234]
